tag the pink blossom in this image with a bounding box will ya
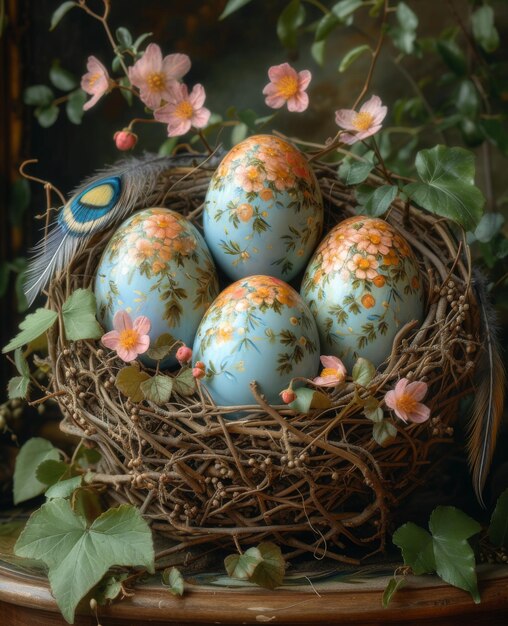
[280,388,296,404]
[154,83,211,137]
[384,378,430,424]
[176,345,193,365]
[114,129,138,151]
[81,56,112,111]
[128,43,191,110]
[101,310,151,362]
[263,63,311,112]
[313,355,347,387]
[335,95,387,145]
[234,164,266,193]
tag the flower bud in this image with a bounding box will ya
[280,388,296,404]
[192,366,206,379]
[114,129,138,151]
[176,345,193,365]
[195,361,206,370]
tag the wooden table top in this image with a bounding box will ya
[1,560,508,625]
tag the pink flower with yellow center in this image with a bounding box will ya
[128,43,191,110]
[131,239,153,262]
[81,56,112,111]
[154,83,210,137]
[356,229,392,255]
[101,310,151,362]
[248,286,277,307]
[144,214,183,240]
[335,95,387,145]
[313,355,347,387]
[234,164,266,193]
[347,253,379,280]
[385,378,430,424]
[172,236,196,256]
[263,63,312,112]
[264,159,295,191]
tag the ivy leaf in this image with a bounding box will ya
[277,0,305,52]
[35,104,59,128]
[372,420,397,447]
[382,575,407,608]
[49,63,78,91]
[338,154,374,185]
[72,487,104,523]
[14,500,154,623]
[219,0,253,20]
[95,574,128,605]
[140,375,173,404]
[45,476,83,500]
[355,184,398,217]
[50,2,76,30]
[392,522,436,575]
[62,289,103,341]
[389,2,418,55]
[488,488,508,548]
[225,547,262,580]
[429,506,481,603]
[146,332,176,360]
[36,459,68,486]
[3,308,58,353]
[249,542,286,590]
[288,387,331,413]
[404,146,485,231]
[13,437,60,504]
[471,5,499,54]
[162,566,185,596]
[173,368,196,397]
[339,44,371,73]
[66,89,87,124]
[116,365,150,403]
[352,357,375,386]
[23,84,54,106]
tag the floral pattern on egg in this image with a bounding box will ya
[95,208,219,364]
[203,134,323,281]
[301,216,424,369]
[193,275,320,408]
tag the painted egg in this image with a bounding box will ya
[300,216,424,370]
[95,208,220,366]
[192,275,321,410]
[203,134,324,282]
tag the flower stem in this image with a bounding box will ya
[197,129,213,154]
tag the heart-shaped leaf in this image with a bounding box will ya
[140,375,173,404]
[249,542,286,590]
[13,438,60,504]
[392,522,436,575]
[62,289,103,341]
[225,547,261,580]
[116,365,150,403]
[289,387,331,413]
[162,566,184,596]
[352,357,376,386]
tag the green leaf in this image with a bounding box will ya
[116,27,133,47]
[140,375,173,404]
[392,522,436,575]
[356,184,398,217]
[162,566,184,596]
[116,365,150,403]
[225,547,262,580]
[372,420,397,447]
[219,0,253,20]
[362,397,383,423]
[382,576,407,608]
[146,332,176,360]
[429,506,481,603]
[471,5,499,53]
[480,119,508,157]
[389,2,418,55]
[352,357,375,386]
[404,146,485,231]
[95,574,128,605]
[456,80,480,118]
[315,12,340,42]
[45,476,83,500]
[50,1,76,30]
[249,542,286,590]
[472,213,505,243]
[66,89,87,124]
[13,437,60,504]
[13,260,29,313]
[49,64,78,91]
[14,347,29,377]
[231,122,248,145]
[158,137,178,156]
[277,0,305,51]
[23,84,54,106]
[36,459,68,485]
[173,368,196,397]
[437,39,466,76]
[339,44,371,72]
[288,387,331,413]
[4,308,57,353]
[35,104,59,128]
[62,289,103,341]
[15,501,154,623]
[311,40,326,66]
[238,108,258,130]
[331,0,362,20]
[7,376,29,400]
[133,32,152,52]
[9,178,30,227]
[338,155,374,185]
[488,488,508,548]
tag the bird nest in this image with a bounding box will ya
[47,157,480,563]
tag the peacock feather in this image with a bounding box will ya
[24,152,222,305]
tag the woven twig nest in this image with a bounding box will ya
[48,156,480,563]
